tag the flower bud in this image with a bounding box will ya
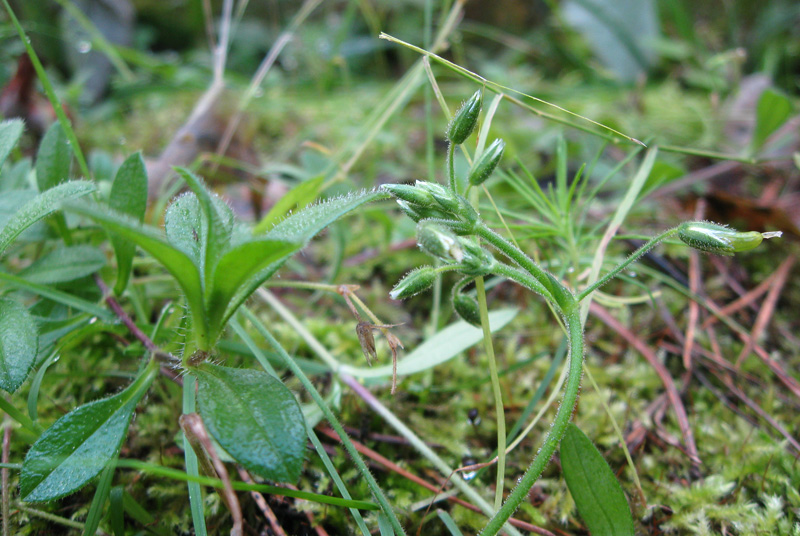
[382,183,435,207]
[458,238,495,276]
[417,221,463,262]
[397,200,424,222]
[416,181,459,212]
[446,90,482,145]
[397,200,450,222]
[677,222,782,256]
[390,266,437,300]
[456,194,478,226]
[453,292,482,327]
[468,139,505,186]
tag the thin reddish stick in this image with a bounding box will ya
[590,302,702,466]
[700,268,777,330]
[237,468,288,536]
[315,426,555,536]
[2,415,10,536]
[734,257,794,367]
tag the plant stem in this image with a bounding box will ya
[476,224,565,310]
[481,307,584,535]
[475,276,506,510]
[448,142,457,191]
[576,228,678,302]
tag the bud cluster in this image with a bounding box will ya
[382,180,477,232]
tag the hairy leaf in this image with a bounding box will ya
[19,245,105,284]
[253,175,324,234]
[0,180,96,255]
[561,423,634,536]
[35,121,71,191]
[20,362,157,502]
[0,119,24,169]
[194,364,306,483]
[0,298,38,393]
[109,152,148,294]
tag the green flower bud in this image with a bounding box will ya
[456,194,478,226]
[446,90,482,144]
[453,292,482,327]
[416,181,459,212]
[458,237,495,276]
[468,139,505,186]
[397,200,450,222]
[390,266,437,300]
[417,221,463,262]
[677,222,782,256]
[382,183,435,207]
[397,200,424,222]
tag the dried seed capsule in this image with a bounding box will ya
[417,221,463,262]
[468,139,505,186]
[446,90,482,145]
[677,221,782,256]
[382,183,435,207]
[453,292,482,327]
[390,266,437,300]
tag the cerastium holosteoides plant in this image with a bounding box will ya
[382,90,782,535]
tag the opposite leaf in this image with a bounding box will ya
[0,298,38,393]
[20,362,157,502]
[109,152,148,295]
[194,364,306,483]
[560,423,634,536]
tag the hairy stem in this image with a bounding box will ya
[481,307,584,535]
[577,228,678,302]
[448,142,456,192]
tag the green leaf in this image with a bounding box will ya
[752,88,793,151]
[264,189,387,244]
[340,308,517,379]
[164,192,203,267]
[253,175,324,234]
[20,361,157,502]
[19,245,105,284]
[65,201,206,343]
[205,239,299,342]
[560,423,635,536]
[109,152,148,295]
[0,298,38,393]
[0,119,24,169]
[0,180,96,255]
[0,271,112,322]
[194,364,306,483]
[35,121,71,191]
[0,158,33,192]
[174,168,233,283]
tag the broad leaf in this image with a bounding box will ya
[0,298,38,393]
[752,88,793,151]
[206,239,299,342]
[0,119,24,169]
[109,152,148,294]
[164,192,203,267]
[560,423,635,536]
[253,175,324,234]
[340,308,517,379]
[19,245,105,284]
[35,121,71,191]
[174,168,233,283]
[20,362,157,502]
[0,180,96,255]
[66,201,205,339]
[194,364,306,483]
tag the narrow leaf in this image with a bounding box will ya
[560,423,635,536]
[109,152,148,294]
[19,245,105,284]
[0,119,24,169]
[35,121,71,191]
[194,364,306,483]
[0,271,112,322]
[340,308,517,379]
[206,239,299,342]
[20,362,157,502]
[0,180,96,255]
[174,168,233,284]
[66,201,206,341]
[752,88,793,151]
[253,175,324,234]
[0,298,38,393]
